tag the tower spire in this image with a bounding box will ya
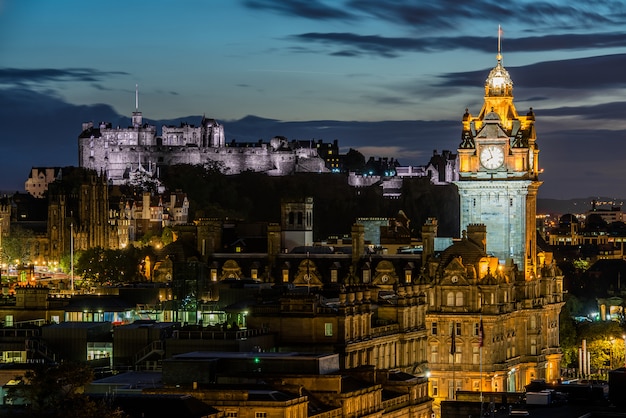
[132,84,143,128]
[497,25,503,63]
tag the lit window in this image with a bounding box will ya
[447,292,455,306]
[455,291,464,306]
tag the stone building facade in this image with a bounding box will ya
[23,167,191,266]
[24,167,63,198]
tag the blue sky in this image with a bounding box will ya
[1,0,626,200]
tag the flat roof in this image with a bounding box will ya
[170,351,337,360]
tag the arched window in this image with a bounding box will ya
[447,292,455,306]
[455,291,464,306]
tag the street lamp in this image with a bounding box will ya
[623,335,626,369]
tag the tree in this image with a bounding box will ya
[161,226,174,246]
[1,224,36,266]
[6,363,126,418]
[59,249,81,276]
[560,299,579,368]
[576,320,626,374]
[75,246,147,287]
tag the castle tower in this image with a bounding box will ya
[455,27,541,278]
[280,197,313,252]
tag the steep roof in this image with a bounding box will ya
[436,236,486,272]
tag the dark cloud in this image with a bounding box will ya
[360,95,416,107]
[0,88,121,192]
[437,54,626,91]
[507,32,626,53]
[293,32,459,57]
[241,0,356,20]
[292,32,626,58]
[346,0,509,31]
[538,127,626,198]
[0,68,127,86]
[540,101,626,120]
[242,0,626,33]
[348,0,624,32]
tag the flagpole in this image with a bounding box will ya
[451,322,456,400]
[70,213,74,295]
[479,315,484,417]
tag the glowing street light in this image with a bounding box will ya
[623,335,626,368]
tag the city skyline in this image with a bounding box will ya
[1,0,626,198]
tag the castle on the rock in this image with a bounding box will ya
[78,100,328,185]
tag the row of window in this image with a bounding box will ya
[431,317,539,336]
[440,291,508,307]
[431,321,481,336]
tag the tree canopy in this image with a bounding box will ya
[6,363,126,418]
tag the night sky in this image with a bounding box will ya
[1,0,626,199]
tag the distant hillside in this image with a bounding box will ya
[537,197,626,215]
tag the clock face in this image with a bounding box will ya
[480,145,505,169]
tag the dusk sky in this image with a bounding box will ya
[1,0,626,200]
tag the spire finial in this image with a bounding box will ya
[497,25,503,62]
[135,84,139,111]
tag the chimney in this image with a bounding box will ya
[421,218,438,267]
[351,223,365,265]
[467,223,487,252]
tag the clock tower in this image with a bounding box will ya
[455,34,541,278]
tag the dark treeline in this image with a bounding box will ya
[160,165,460,240]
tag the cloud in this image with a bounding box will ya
[348,0,624,32]
[291,32,626,58]
[0,87,121,192]
[241,0,356,20]
[244,0,626,34]
[540,101,626,120]
[0,68,128,86]
[431,54,626,98]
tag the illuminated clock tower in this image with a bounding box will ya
[455,34,541,278]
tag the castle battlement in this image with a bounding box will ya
[78,112,328,185]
